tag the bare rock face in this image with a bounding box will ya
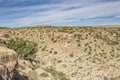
[0,46,17,80]
[17,60,40,80]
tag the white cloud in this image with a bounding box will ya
[116,15,120,18]
[1,0,120,27]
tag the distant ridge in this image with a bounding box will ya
[0,27,9,29]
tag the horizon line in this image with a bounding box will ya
[0,24,120,28]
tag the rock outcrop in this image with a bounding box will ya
[0,46,17,80]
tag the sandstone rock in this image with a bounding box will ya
[0,46,17,80]
[28,70,40,80]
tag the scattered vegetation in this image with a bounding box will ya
[0,26,120,80]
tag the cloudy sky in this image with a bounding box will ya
[0,0,120,27]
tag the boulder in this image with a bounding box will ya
[0,46,17,80]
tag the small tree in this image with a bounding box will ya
[6,38,38,61]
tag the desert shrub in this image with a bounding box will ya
[57,60,62,63]
[58,26,74,34]
[40,73,49,77]
[45,66,70,80]
[85,43,89,46]
[76,39,80,42]
[3,33,10,38]
[42,45,47,51]
[51,38,57,43]
[54,51,58,55]
[75,57,82,62]
[77,43,81,47]
[49,51,52,53]
[32,64,40,70]
[103,76,115,80]
[84,48,87,52]
[88,52,92,55]
[6,37,38,60]
[69,54,74,58]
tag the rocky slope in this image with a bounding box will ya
[0,26,120,80]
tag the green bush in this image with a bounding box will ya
[40,72,49,77]
[6,37,38,60]
[45,66,70,80]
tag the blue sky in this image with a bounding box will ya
[0,0,120,27]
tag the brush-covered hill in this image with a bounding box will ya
[0,26,120,80]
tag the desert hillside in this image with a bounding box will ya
[0,26,120,80]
